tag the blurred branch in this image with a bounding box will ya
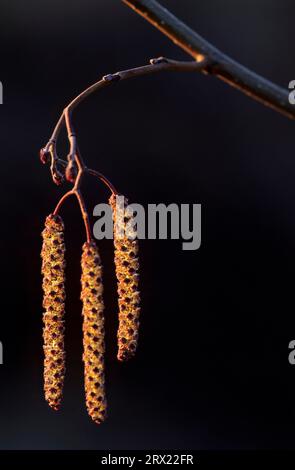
[122,0,295,119]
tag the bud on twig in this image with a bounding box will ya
[39,148,50,164]
[65,160,78,183]
[52,168,64,186]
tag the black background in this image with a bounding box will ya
[0,0,295,450]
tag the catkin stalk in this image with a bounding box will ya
[109,194,141,361]
[81,241,107,424]
[41,214,66,410]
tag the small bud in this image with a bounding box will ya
[52,169,64,186]
[102,73,121,83]
[150,57,168,65]
[40,148,50,164]
[65,161,78,183]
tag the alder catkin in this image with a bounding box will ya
[109,194,141,362]
[41,214,66,410]
[81,241,107,424]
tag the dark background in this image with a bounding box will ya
[0,0,294,450]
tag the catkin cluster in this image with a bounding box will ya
[109,194,141,361]
[41,194,141,423]
[41,214,66,410]
[81,241,107,424]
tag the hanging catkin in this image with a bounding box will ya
[41,214,66,410]
[81,241,107,424]
[109,194,141,361]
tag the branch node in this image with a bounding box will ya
[102,73,121,83]
[150,56,168,65]
[202,59,218,75]
[65,160,78,183]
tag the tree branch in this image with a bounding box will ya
[45,56,208,152]
[122,0,295,119]
[40,56,208,186]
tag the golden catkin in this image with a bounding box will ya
[41,214,66,410]
[109,194,141,361]
[81,241,107,424]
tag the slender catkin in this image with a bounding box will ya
[41,214,66,410]
[109,194,141,361]
[81,241,107,424]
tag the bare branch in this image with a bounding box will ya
[43,57,207,230]
[122,0,295,119]
[57,158,119,194]
[44,56,208,152]
[41,56,208,190]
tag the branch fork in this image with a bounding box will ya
[40,55,209,241]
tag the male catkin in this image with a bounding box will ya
[109,194,141,361]
[41,214,66,410]
[81,241,107,424]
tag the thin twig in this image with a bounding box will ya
[41,56,208,202]
[41,27,209,243]
[57,158,119,194]
[86,168,118,194]
[75,189,92,242]
[45,56,208,150]
[53,148,92,242]
[53,190,74,215]
[122,0,295,119]
[64,112,77,165]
